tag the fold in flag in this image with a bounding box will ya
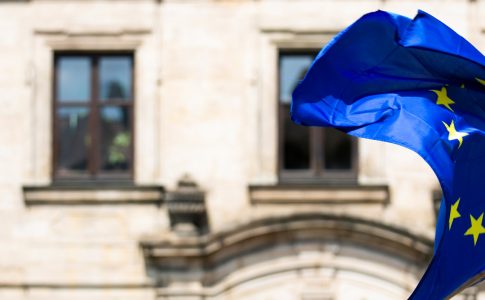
[291,10,485,299]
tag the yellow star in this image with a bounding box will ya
[449,198,461,230]
[477,78,485,87]
[464,213,485,246]
[431,86,455,111]
[442,120,468,148]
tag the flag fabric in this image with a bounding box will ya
[291,10,485,299]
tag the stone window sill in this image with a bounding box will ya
[23,184,164,206]
[249,183,389,205]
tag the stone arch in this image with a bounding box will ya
[141,213,433,299]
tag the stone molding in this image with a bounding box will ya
[23,185,164,205]
[0,282,154,289]
[141,212,433,292]
[249,184,389,204]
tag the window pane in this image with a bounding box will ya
[282,105,310,169]
[100,107,131,171]
[99,56,132,101]
[279,54,314,104]
[57,107,89,173]
[280,53,315,171]
[323,128,352,170]
[57,57,91,102]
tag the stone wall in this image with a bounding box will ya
[0,0,482,299]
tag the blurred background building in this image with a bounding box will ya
[0,0,483,299]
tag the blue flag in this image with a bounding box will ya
[291,10,485,299]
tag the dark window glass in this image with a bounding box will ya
[54,53,134,180]
[324,128,352,170]
[279,51,357,181]
[57,107,89,174]
[282,104,310,169]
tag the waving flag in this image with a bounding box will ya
[291,10,485,299]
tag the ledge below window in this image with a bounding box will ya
[23,184,164,206]
[249,184,389,205]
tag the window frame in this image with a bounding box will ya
[52,51,135,182]
[277,49,358,184]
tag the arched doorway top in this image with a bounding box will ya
[141,212,433,293]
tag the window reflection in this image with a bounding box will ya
[99,57,132,101]
[57,107,89,173]
[100,107,131,171]
[57,57,91,102]
[279,55,313,104]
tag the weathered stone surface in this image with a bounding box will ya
[0,0,482,299]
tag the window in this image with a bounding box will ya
[278,51,357,182]
[53,52,134,180]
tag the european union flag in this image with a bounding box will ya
[291,10,485,299]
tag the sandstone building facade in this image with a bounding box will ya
[0,0,483,299]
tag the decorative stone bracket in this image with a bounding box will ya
[166,175,208,236]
